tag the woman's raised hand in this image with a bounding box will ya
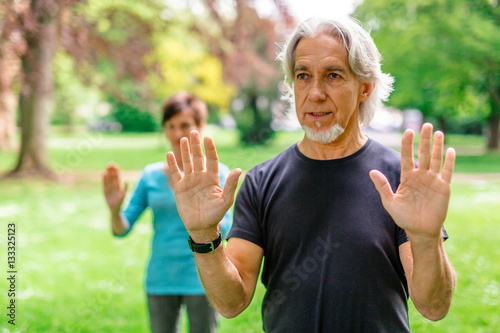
[102,163,128,214]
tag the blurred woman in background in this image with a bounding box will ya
[103,91,231,333]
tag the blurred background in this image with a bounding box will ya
[0,0,499,332]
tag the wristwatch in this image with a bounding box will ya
[187,232,222,253]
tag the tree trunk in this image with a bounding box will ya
[487,84,500,151]
[437,116,448,145]
[0,53,19,152]
[0,2,25,152]
[9,0,59,178]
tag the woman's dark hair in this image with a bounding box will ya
[162,91,208,127]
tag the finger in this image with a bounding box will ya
[369,170,394,210]
[113,165,122,189]
[204,136,219,175]
[166,152,183,183]
[222,168,243,205]
[400,129,415,176]
[107,162,118,174]
[441,147,456,183]
[430,131,444,173]
[190,130,205,172]
[123,182,128,195]
[116,165,122,186]
[417,123,433,170]
[108,165,118,189]
[180,137,193,173]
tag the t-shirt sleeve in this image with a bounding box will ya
[218,163,233,238]
[227,171,264,249]
[118,170,148,237]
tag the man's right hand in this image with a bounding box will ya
[166,131,242,242]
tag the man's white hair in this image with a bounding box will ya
[277,16,394,127]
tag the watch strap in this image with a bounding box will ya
[187,232,222,253]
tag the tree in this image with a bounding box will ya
[0,0,25,152]
[9,0,68,178]
[192,0,296,144]
[63,0,235,128]
[145,19,236,110]
[355,0,500,150]
[4,0,172,177]
[61,0,169,118]
[2,0,239,177]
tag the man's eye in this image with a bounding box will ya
[328,73,340,79]
[297,73,308,80]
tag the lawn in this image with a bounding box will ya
[1,127,499,173]
[0,129,499,332]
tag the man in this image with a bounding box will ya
[166,16,456,332]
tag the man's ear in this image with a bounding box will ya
[359,82,374,102]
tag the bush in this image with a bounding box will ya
[108,100,158,133]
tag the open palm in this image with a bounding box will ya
[102,163,128,213]
[166,131,242,240]
[370,123,456,240]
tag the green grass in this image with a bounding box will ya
[0,129,498,174]
[1,178,499,332]
[409,181,500,332]
[0,128,305,173]
[454,154,500,173]
[0,128,499,332]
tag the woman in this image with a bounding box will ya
[102,91,230,333]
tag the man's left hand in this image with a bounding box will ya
[369,123,456,242]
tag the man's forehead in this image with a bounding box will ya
[294,34,349,68]
[294,63,346,72]
[295,35,347,56]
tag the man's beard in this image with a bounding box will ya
[302,123,345,144]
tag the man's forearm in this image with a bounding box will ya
[194,246,250,318]
[188,227,259,318]
[408,236,455,321]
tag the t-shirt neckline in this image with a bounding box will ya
[292,138,373,165]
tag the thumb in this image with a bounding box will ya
[222,168,243,206]
[369,170,394,208]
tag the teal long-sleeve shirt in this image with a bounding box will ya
[118,161,232,295]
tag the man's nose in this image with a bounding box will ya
[308,78,327,102]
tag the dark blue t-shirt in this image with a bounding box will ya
[228,139,412,332]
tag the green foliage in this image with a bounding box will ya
[234,108,275,145]
[79,0,165,40]
[72,0,236,118]
[354,0,500,126]
[107,98,158,132]
[52,51,100,126]
[146,22,236,110]
[232,80,279,145]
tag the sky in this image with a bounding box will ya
[284,0,359,21]
[172,1,360,22]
